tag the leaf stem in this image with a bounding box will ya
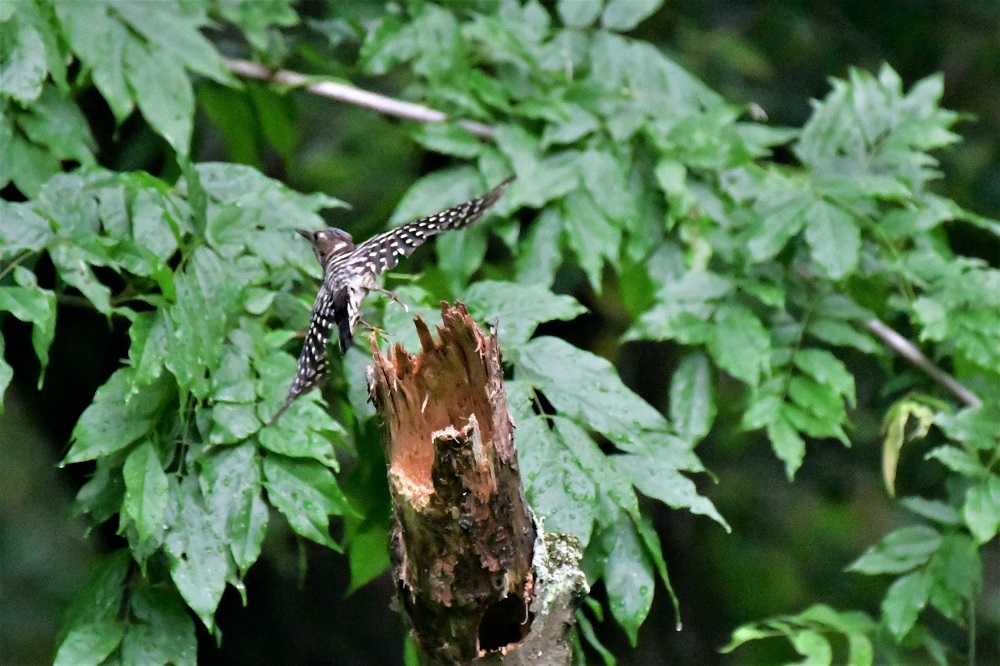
[0,251,36,282]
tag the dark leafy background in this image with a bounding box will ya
[1,1,998,664]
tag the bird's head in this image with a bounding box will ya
[296,228,355,265]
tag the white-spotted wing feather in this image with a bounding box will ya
[347,177,513,277]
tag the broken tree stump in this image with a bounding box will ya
[367,303,585,664]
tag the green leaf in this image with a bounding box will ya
[881,570,930,640]
[580,149,631,221]
[766,415,807,479]
[925,445,983,478]
[58,549,130,643]
[789,629,833,663]
[360,13,416,75]
[129,309,171,386]
[73,458,126,528]
[806,318,880,353]
[0,15,47,103]
[795,603,877,638]
[197,163,345,238]
[615,453,729,530]
[911,297,948,343]
[541,103,600,146]
[600,513,654,644]
[124,39,193,156]
[258,405,342,465]
[509,386,596,546]
[4,131,58,196]
[242,287,277,316]
[707,302,770,385]
[166,247,233,398]
[388,166,485,225]
[0,337,12,409]
[54,1,135,122]
[53,620,125,666]
[575,610,616,666]
[494,127,581,208]
[846,632,875,666]
[514,336,668,448]
[515,207,564,288]
[963,475,1000,544]
[54,550,132,664]
[557,0,602,28]
[165,481,230,631]
[601,0,664,31]
[113,2,233,86]
[130,188,181,262]
[64,369,172,464]
[212,349,256,403]
[346,523,392,595]
[746,189,811,261]
[263,455,353,550]
[720,623,780,653]
[436,224,488,285]
[926,533,981,623]
[215,0,297,52]
[669,352,716,441]
[209,403,261,445]
[628,270,731,345]
[847,525,941,575]
[805,200,859,279]
[120,585,197,666]
[464,280,586,346]
[199,442,268,575]
[899,497,960,526]
[17,86,96,164]
[563,189,621,291]
[122,442,169,544]
[786,376,845,423]
[654,158,687,203]
[48,243,113,315]
[936,404,1000,449]
[199,83,263,167]
[411,122,483,158]
[793,349,856,406]
[0,282,56,381]
[0,200,52,253]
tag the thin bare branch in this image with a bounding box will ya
[224,58,495,139]
[225,58,984,411]
[865,318,982,407]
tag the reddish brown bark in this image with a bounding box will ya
[367,304,538,663]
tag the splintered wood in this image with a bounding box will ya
[367,303,537,664]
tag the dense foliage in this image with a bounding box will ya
[1,1,997,663]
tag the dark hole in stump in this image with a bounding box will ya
[477,594,532,653]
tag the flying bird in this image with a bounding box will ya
[270,176,514,423]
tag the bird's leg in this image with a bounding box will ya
[373,286,409,312]
[358,317,387,338]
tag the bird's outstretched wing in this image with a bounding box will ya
[270,177,514,424]
[270,287,343,424]
[346,176,514,277]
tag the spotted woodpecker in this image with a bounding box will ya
[271,176,514,422]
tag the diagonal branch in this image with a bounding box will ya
[865,318,982,407]
[224,58,984,410]
[223,58,494,138]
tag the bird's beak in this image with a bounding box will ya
[295,229,313,240]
